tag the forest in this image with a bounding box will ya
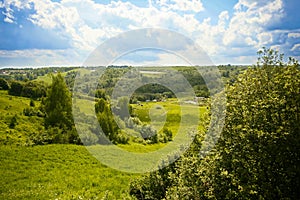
[0,48,299,199]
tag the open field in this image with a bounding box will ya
[131,98,206,136]
[0,145,137,199]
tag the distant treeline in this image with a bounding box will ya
[0,67,79,81]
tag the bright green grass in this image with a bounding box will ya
[35,71,72,85]
[114,100,206,155]
[0,90,32,113]
[131,99,206,135]
[35,74,52,84]
[75,98,96,114]
[0,91,44,145]
[118,142,166,153]
[0,145,137,199]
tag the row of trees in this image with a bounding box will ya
[0,67,78,81]
[0,78,47,99]
[129,48,300,199]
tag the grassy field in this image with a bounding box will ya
[0,89,207,198]
[0,145,137,199]
[35,70,73,85]
[131,98,206,136]
[0,91,44,146]
[0,91,33,113]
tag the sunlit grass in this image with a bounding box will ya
[0,145,137,199]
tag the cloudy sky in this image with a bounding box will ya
[0,0,299,67]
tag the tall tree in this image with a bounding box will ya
[44,73,73,129]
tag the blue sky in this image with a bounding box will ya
[0,0,299,67]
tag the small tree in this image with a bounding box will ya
[9,114,18,129]
[30,99,35,107]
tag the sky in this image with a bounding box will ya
[0,0,300,67]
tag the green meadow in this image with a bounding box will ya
[0,87,207,198]
[0,145,137,199]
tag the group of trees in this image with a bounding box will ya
[0,67,78,81]
[129,48,300,199]
[9,81,47,99]
[0,70,82,145]
[0,77,47,99]
[74,66,215,102]
[93,96,173,145]
[95,98,129,144]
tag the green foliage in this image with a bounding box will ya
[0,78,9,90]
[210,48,300,199]
[129,161,176,199]
[95,89,107,99]
[42,73,81,145]
[21,81,47,99]
[139,124,158,144]
[130,48,300,199]
[95,98,129,144]
[159,128,173,143]
[0,91,46,146]
[44,73,73,129]
[8,81,23,96]
[113,96,132,120]
[9,114,18,129]
[30,99,35,107]
[8,80,46,99]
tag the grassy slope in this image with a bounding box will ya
[0,91,44,145]
[0,89,207,199]
[0,91,136,199]
[35,71,71,85]
[0,145,137,199]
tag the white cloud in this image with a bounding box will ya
[291,44,300,52]
[3,15,14,23]
[154,0,204,12]
[288,32,300,38]
[257,32,273,45]
[223,0,284,49]
[1,0,32,24]
[0,0,297,66]
[2,8,15,23]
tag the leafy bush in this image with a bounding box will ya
[8,81,23,96]
[139,124,158,144]
[158,128,173,143]
[0,78,9,90]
